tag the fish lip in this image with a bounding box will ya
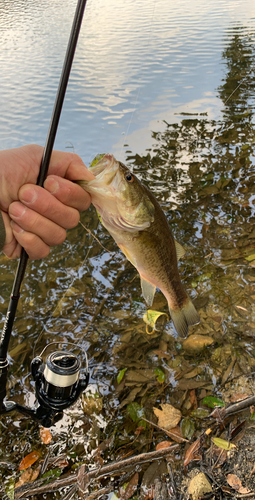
[89,153,115,178]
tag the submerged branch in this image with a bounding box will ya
[15,444,179,498]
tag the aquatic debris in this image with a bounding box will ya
[143,309,169,334]
[78,154,200,337]
[153,403,181,430]
[188,472,213,500]
[182,334,214,354]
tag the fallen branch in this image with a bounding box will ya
[15,444,179,498]
[210,395,255,420]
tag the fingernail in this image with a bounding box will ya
[9,202,26,219]
[10,220,24,233]
[44,178,59,194]
[20,187,37,204]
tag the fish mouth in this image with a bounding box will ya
[89,154,117,178]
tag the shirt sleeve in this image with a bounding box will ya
[0,211,6,252]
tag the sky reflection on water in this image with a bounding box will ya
[0,0,254,164]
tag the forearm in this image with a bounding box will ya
[0,211,6,252]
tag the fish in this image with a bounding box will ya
[77,154,200,337]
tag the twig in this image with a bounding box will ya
[236,493,255,498]
[210,395,255,419]
[15,444,179,498]
[167,462,178,499]
[85,485,114,499]
[142,417,189,443]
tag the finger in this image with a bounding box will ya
[43,175,92,211]
[17,185,81,229]
[0,211,21,259]
[47,150,95,181]
[10,221,51,259]
[9,202,67,246]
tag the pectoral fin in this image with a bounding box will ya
[141,277,156,307]
[174,239,185,260]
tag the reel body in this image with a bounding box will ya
[0,344,89,427]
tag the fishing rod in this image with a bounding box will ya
[0,0,89,428]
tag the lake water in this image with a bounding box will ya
[0,0,254,161]
[1,0,255,498]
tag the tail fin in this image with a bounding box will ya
[169,298,200,338]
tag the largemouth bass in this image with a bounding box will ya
[78,154,200,337]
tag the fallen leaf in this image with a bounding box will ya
[181,418,195,440]
[117,368,127,384]
[184,428,212,467]
[119,472,139,500]
[40,427,52,445]
[155,441,173,451]
[165,425,186,443]
[19,451,40,471]
[153,349,171,359]
[184,437,202,467]
[154,367,165,384]
[202,396,225,408]
[190,389,198,409]
[15,468,33,488]
[229,393,250,403]
[153,404,181,430]
[140,462,167,499]
[212,437,236,451]
[226,474,251,493]
[15,464,41,489]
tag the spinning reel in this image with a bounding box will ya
[0,343,89,428]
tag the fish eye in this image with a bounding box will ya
[125,172,134,182]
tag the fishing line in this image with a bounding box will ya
[79,220,115,253]
[32,227,94,358]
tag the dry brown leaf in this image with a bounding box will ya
[119,472,139,500]
[226,474,251,493]
[184,437,202,467]
[30,465,41,482]
[40,426,52,444]
[190,389,198,409]
[15,465,40,488]
[15,468,33,489]
[230,393,250,403]
[19,451,40,471]
[155,441,173,451]
[165,425,186,443]
[153,403,181,430]
[153,349,171,359]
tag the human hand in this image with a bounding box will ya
[0,145,95,259]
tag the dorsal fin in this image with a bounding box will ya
[174,239,185,260]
